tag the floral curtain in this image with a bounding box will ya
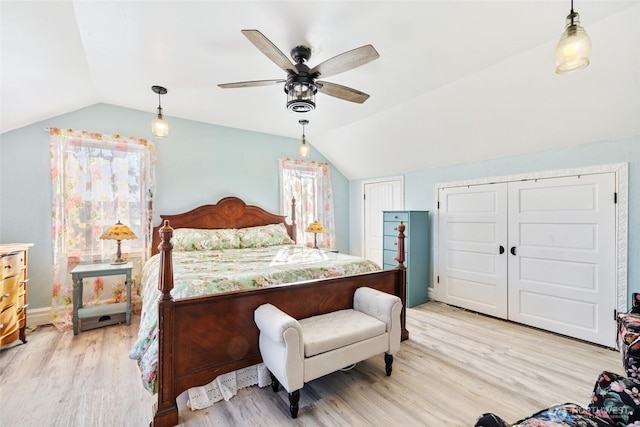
[279,158,335,248]
[49,128,155,330]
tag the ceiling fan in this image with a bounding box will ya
[218,29,380,113]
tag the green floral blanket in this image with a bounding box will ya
[129,245,380,394]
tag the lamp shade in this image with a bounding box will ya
[306,221,325,249]
[306,221,326,234]
[100,221,137,241]
[100,221,137,265]
[555,10,592,74]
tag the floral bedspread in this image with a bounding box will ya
[129,245,380,394]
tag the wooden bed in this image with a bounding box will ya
[148,197,408,426]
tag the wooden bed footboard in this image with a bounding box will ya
[152,219,408,427]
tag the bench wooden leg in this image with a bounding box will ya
[289,390,300,418]
[270,372,280,392]
[385,353,393,376]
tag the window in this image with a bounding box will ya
[279,158,335,248]
[49,128,155,330]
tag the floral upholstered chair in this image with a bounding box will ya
[618,293,640,381]
[474,294,640,427]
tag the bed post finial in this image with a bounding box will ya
[158,220,174,300]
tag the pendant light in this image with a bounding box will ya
[151,85,169,137]
[298,119,310,157]
[555,0,592,74]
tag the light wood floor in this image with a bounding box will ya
[0,302,621,427]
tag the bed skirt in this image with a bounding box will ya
[186,363,272,410]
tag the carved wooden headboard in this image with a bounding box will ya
[150,196,296,255]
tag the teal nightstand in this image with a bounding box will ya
[70,262,132,335]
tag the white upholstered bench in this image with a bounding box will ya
[254,287,402,418]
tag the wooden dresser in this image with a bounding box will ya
[0,243,33,347]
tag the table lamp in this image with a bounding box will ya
[100,221,137,264]
[306,221,326,249]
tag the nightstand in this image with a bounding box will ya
[70,262,132,335]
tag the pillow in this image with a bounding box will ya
[171,228,240,251]
[589,370,640,427]
[237,223,294,248]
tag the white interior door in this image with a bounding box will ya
[363,178,403,266]
[437,183,508,318]
[507,174,617,347]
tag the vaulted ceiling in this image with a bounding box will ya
[1,1,638,180]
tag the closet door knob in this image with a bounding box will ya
[499,246,505,254]
[510,246,517,256]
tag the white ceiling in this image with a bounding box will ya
[1,1,639,180]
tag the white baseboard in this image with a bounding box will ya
[27,307,52,327]
[428,287,436,302]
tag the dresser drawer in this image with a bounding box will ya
[383,221,410,237]
[0,275,19,309]
[383,212,409,222]
[383,234,410,251]
[383,248,409,266]
[0,244,32,347]
[2,253,24,280]
[0,304,18,336]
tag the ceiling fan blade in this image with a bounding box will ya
[316,81,370,104]
[310,45,379,79]
[218,79,285,89]
[241,29,298,75]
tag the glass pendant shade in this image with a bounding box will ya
[152,108,169,137]
[298,119,311,157]
[555,11,592,74]
[151,85,169,137]
[299,139,310,157]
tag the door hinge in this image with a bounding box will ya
[614,192,617,204]
[437,201,440,209]
[437,275,440,284]
[614,309,618,320]
[363,193,366,200]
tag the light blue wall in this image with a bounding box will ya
[350,136,640,305]
[0,103,350,310]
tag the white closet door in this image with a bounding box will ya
[507,174,616,347]
[363,178,403,266]
[437,184,508,318]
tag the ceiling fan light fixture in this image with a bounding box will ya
[286,79,316,113]
[555,1,591,74]
[151,85,169,137]
[298,119,311,157]
[219,31,379,111]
